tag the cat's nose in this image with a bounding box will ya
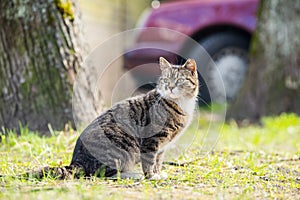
[169,86,175,92]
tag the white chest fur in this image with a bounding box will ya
[176,97,197,124]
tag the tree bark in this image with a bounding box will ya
[0,0,84,131]
[227,0,300,121]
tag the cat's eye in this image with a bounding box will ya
[162,78,169,83]
[177,78,185,84]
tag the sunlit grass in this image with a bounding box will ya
[0,113,299,199]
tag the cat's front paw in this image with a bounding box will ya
[148,173,161,180]
[160,171,168,180]
[148,172,168,180]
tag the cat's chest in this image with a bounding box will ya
[177,98,196,120]
[159,98,196,152]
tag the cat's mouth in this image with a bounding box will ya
[158,88,180,100]
[169,93,178,99]
[166,90,179,99]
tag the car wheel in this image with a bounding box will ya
[188,32,250,104]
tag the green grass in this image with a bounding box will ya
[1,113,300,199]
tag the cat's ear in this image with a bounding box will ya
[183,58,197,74]
[159,57,172,70]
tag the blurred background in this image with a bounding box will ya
[0,0,299,131]
[79,0,152,108]
[80,0,151,48]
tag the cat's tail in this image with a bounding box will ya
[0,165,85,180]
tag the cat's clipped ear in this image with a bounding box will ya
[159,57,171,70]
[183,58,197,74]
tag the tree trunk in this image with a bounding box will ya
[0,0,84,131]
[227,0,300,121]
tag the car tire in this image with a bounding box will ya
[187,32,250,105]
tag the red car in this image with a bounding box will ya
[124,0,259,104]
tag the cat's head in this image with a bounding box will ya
[157,57,198,100]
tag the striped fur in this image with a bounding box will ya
[21,57,198,180]
[69,57,198,179]
[69,57,199,179]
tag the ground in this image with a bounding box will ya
[0,112,299,199]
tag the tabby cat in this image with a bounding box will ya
[17,57,199,180]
